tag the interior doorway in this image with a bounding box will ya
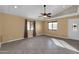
[24,20,36,38]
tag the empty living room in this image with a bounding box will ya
[0,5,79,54]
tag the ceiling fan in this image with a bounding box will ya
[39,5,52,18]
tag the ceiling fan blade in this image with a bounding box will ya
[40,13,44,15]
[41,13,47,16]
[48,13,51,15]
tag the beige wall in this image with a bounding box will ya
[43,16,79,39]
[0,12,79,43]
[36,21,44,36]
[0,12,44,43]
[43,19,68,38]
[1,13,25,43]
[0,13,2,42]
[27,21,44,38]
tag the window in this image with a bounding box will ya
[27,22,30,30]
[27,21,34,31]
[48,22,53,30]
[48,21,58,30]
[52,22,58,30]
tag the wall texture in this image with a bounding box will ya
[0,12,79,44]
[43,19,68,38]
[1,13,25,43]
[43,16,79,39]
[0,13,2,43]
[0,13,44,43]
[36,21,44,36]
[27,21,44,38]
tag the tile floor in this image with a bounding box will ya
[0,36,79,54]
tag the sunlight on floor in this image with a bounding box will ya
[51,38,79,52]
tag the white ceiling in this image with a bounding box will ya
[0,5,72,20]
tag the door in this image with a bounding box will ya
[68,18,79,40]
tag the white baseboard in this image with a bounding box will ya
[45,34,79,40]
[2,37,24,44]
[44,34,68,39]
[36,34,42,36]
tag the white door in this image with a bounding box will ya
[68,18,79,40]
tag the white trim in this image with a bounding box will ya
[50,13,79,20]
[36,34,43,36]
[45,34,68,39]
[45,34,79,41]
[1,38,24,44]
